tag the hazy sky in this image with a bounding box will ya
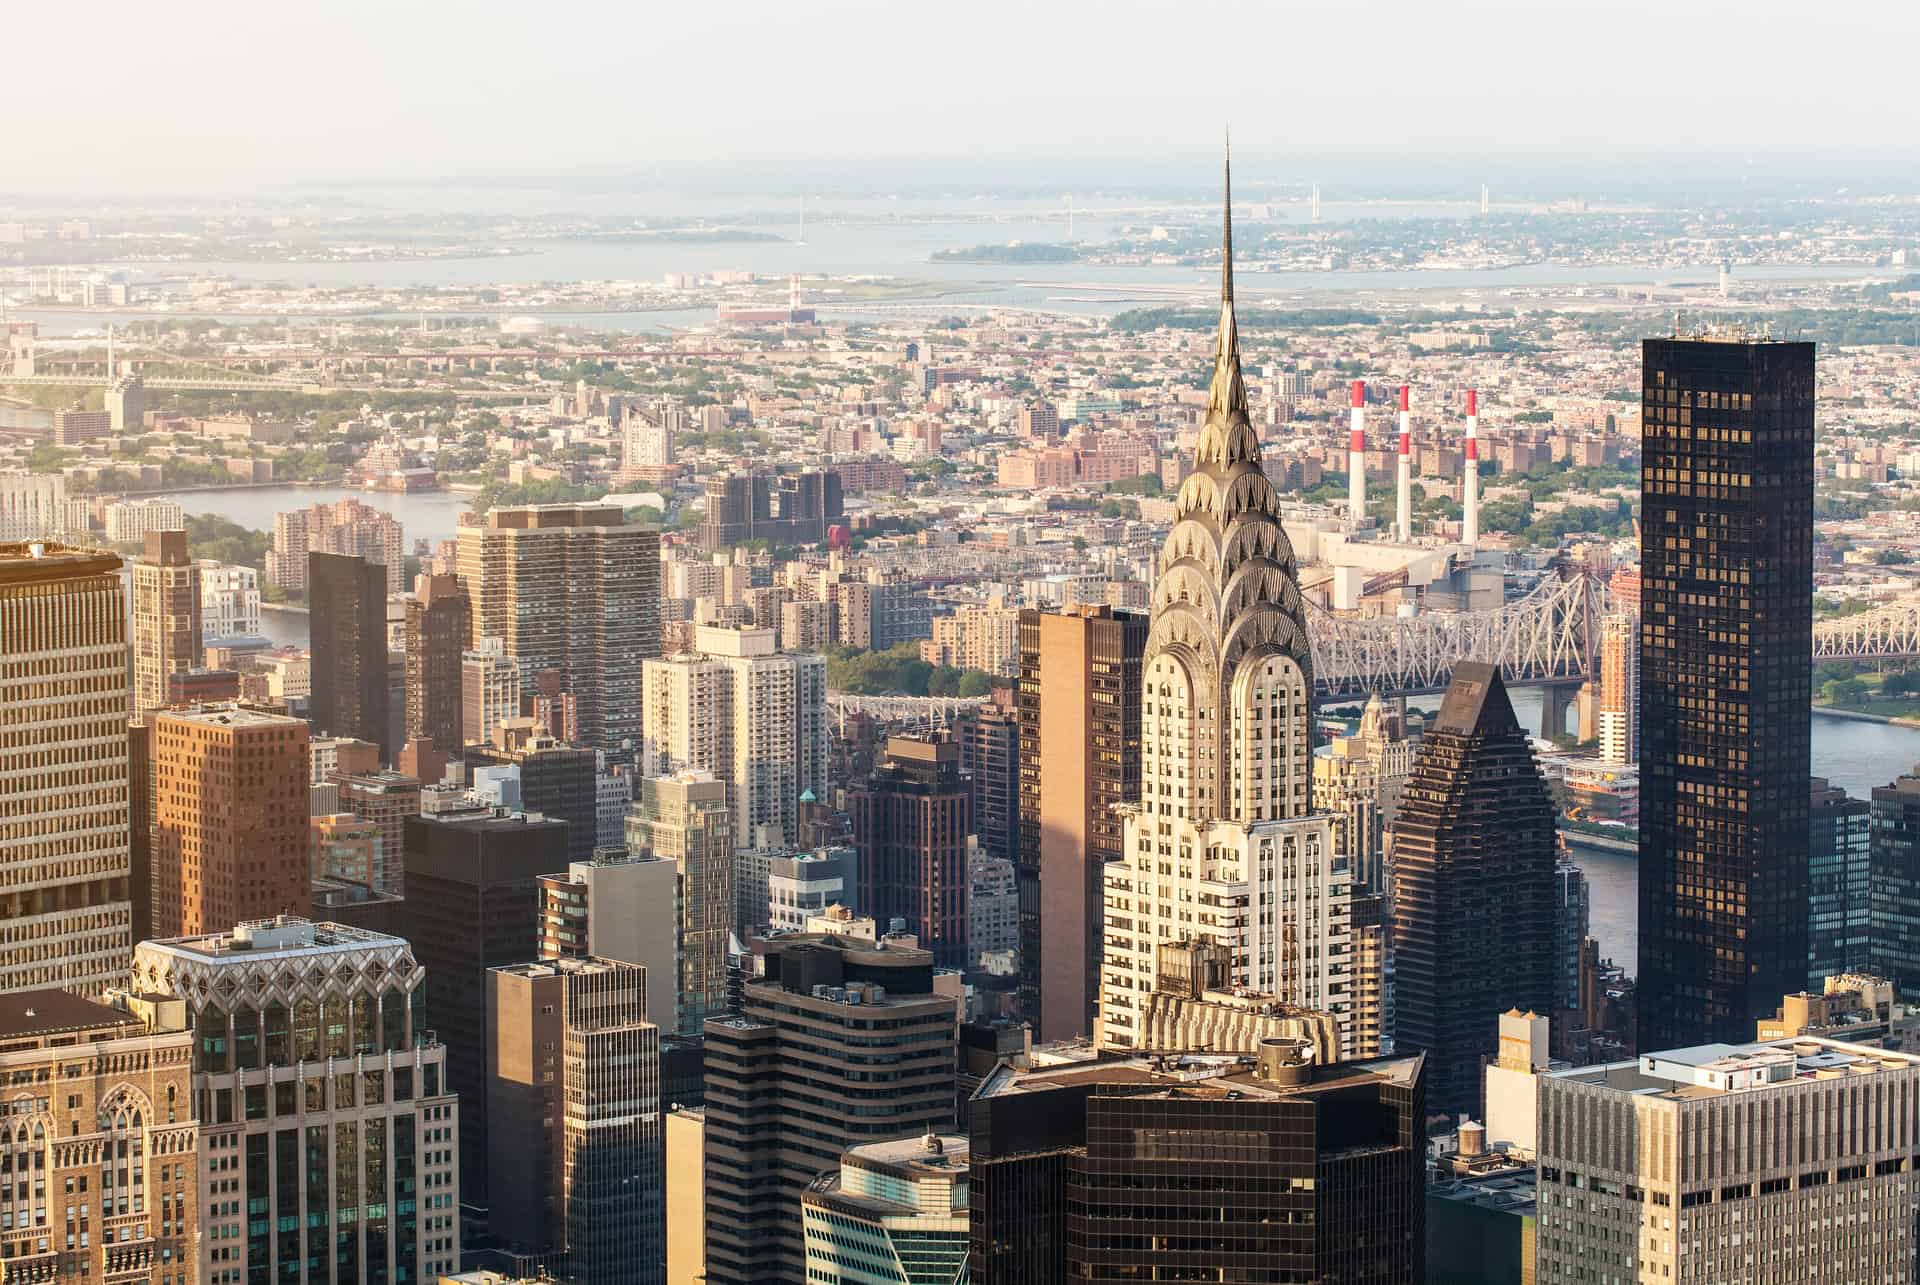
[6,0,1916,195]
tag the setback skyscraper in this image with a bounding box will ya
[1637,335,1814,1049]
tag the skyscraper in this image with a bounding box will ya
[1596,609,1638,764]
[1388,662,1556,1116]
[462,635,521,746]
[1016,604,1146,1041]
[457,504,661,756]
[1637,336,1815,1049]
[1808,776,1871,986]
[310,550,390,757]
[1869,766,1920,993]
[0,541,133,995]
[539,855,681,1033]
[626,770,734,1035]
[334,768,423,897]
[466,733,601,864]
[405,572,469,754]
[957,688,1020,864]
[1099,158,1358,1055]
[1309,690,1413,892]
[848,736,974,969]
[130,528,201,721]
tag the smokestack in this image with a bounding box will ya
[1396,384,1412,542]
[1348,380,1367,527]
[1463,388,1480,548]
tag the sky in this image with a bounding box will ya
[6,0,1918,197]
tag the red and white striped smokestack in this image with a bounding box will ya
[1396,384,1412,543]
[1463,388,1480,548]
[1348,380,1367,526]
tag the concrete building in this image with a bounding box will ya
[457,504,661,755]
[102,497,183,544]
[919,602,1021,675]
[311,810,382,887]
[1756,973,1915,1049]
[486,957,662,1284]
[1870,765,1920,995]
[335,769,422,898]
[133,917,461,1285]
[130,528,201,722]
[461,637,521,747]
[627,770,734,1036]
[150,702,311,939]
[0,989,199,1285]
[310,551,390,757]
[703,928,957,1283]
[198,560,261,640]
[801,1133,969,1285]
[666,1107,705,1285]
[766,847,856,933]
[466,733,600,864]
[405,573,470,757]
[538,855,680,1034]
[1596,609,1638,764]
[0,470,86,540]
[268,499,404,595]
[848,736,973,969]
[1536,1036,1920,1284]
[956,690,1020,864]
[0,542,133,994]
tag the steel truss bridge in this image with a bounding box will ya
[1812,599,1920,662]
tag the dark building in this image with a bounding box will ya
[401,810,569,1208]
[698,469,843,551]
[967,1043,1426,1285]
[703,929,956,1284]
[957,690,1020,864]
[1870,768,1920,993]
[1388,662,1555,1118]
[465,737,602,865]
[1809,776,1871,986]
[847,736,973,968]
[1016,604,1146,1042]
[310,550,390,757]
[835,579,943,649]
[1637,336,1815,1050]
[165,667,241,704]
[405,573,470,752]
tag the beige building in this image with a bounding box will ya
[0,989,200,1285]
[1539,1037,1920,1284]
[1597,609,1638,764]
[267,499,405,595]
[130,529,201,721]
[1310,691,1413,891]
[103,498,185,545]
[627,770,734,1035]
[460,636,520,747]
[538,855,680,1033]
[918,602,1021,675]
[0,542,133,995]
[666,1106,706,1285]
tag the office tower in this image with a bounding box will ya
[639,626,827,848]
[1552,858,1591,1055]
[538,854,680,1033]
[457,505,661,755]
[1016,604,1146,1041]
[1099,163,1358,1056]
[968,1044,1426,1284]
[1309,690,1413,892]
[467,733,601,863]
[461,636,520,746]
[267,498,405,594]
[1536,1036,1920,1284]
[627,771,734,1034]
[666,1106,706,1285]
[0,990,197,1284]
[1869,767,1920,992]
[487,957,662,1284]
[406,573,470,754]
[133,918,461,1282]
[335,769,423,896]
[150,702,311,939]
[198,560,262,640]
[1808,777,1871,986]
[402,811,568,1205]
[311,550,390,757]
[0,542,132,995]
[848,737,973,969]
[1388,663,1555,1117]
[1638,336,1815,1049]
[130,528,201,721]
[703,928,957,1283]
[802,1133,969,1285]
[1596,609,1638,764]
[957,689,1020,863]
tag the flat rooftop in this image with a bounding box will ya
[156,702,302,729]
[141,917,404,963]
[0,989,137,1042]
[0,542,121,586]
[976,1050,1424,1101]
[1549,1036,1920,1099]
[492,957,636,980]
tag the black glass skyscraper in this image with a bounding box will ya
[1637,336,1814,1049]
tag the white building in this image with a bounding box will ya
[103,497,184,544]
[199,560,262,639]
[767,846,857,933]
[0,470,87,540]
[801,1133,969,1285]
[461,636,520,747]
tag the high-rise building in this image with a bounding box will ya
[406,573,470,755]
[1869,767,1920,993]
[1596,609,1639,764]
[1388,663,1556,1117]
[130,528,201,721]
[848,737,973,969]
[1552,858,1591,1056]
[1016,604,1146,1041]
[538,854,680,1033]
[697,469,843,551]
[627,770,734,1035]
[1099,165,1359,1056]
[457,504,661,756]
[150,702,311,939]
[132,917,462,1284]
[1637,336,1815,1049]
[1309,690,1413,892]
[466,734,601,864]
[957,689,1020,864]
[703,927,957,1283]
[401,811,568,1205]
[639,626,827,848]
[335,769,424,897]
[968,1044,1427,1285]
[1536,1036,1920,1284]
[0,989,198,1285]
[766,846,858,932]
[802,1133,969,1285]
[311,550,391,757]
[267,498,404,595]
[461,636,521,747]
[486,957,662,1284]
[198,560,262,640]
[0,541,133,994]
[1809,776,1871,986]
[666,1106,706,1285]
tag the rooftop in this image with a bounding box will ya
[492,957,636,980]
[140,916,405,962]
[1549,1036,1920,1099]
[0,989,139,1041]
[0,541,121,586]
[976,1048,1424,1101]
[846,1130,971,1177]
[156,701,304,730]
